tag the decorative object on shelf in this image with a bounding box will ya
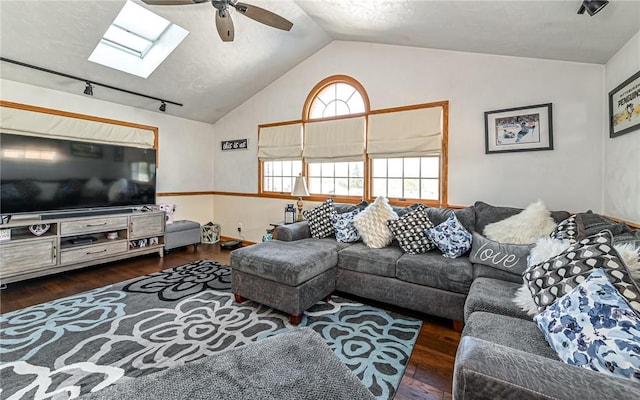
[609,70,640,138]
[159,203,176,224]
[291,174,310,221]
[484,103,553,154]
[149,237,159,246]
[202,222,221,244]
[106,231,119,240]
[221,138,248,151]
[284,203,296,224]
[0,228,10,241]
[138,238,148,248]
[262,229,274,242]
[29,224,50,237]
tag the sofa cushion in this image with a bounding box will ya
[472,263,524,283]
[473,201,569,233]
[302,198,337,239]
[523,230,640,315]
[577,211,632,237]
[387,205,435,254]
[337,242,404,278]
[353,196,398,248]
[549,214,586,244]
[424,206,476,233]
[230,239,338,286]
[483,200,557,244]
[462,311,559,360]
[425,213,472,258]
[334,200,368,215]
[396,253,473,294]
[464,277,530,321]
[469,232,532,275]
[534,268,640,381]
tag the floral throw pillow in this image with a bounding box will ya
[386,205,435,254]
[331,209,361,243]
[302,198,337,239]
[534,268,640,381]
[425,213,472,258]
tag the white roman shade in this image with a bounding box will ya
[258,123,302,160]
[0,106,156,148]
[367,106,442,158]
[303,116,365,162]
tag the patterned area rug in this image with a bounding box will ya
[0,260,422,400]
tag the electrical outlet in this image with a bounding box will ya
[237,223,243,233]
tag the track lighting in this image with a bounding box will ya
[83,81,93,96]
[0,57,183,112]
[577,0,609,16]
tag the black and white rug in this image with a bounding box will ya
[0,260,422,400]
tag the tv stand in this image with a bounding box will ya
[0,210,166,284]
[43,208,134,220]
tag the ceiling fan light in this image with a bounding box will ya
[83,81,93,96]
[159,101,166,112]
[578,0,609,16]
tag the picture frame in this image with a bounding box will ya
[484,103,553,154]
[609,70,640,138]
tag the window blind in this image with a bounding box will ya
[0,106,156,148]
[367,106,442,158]
[303,116,365,162]
[257,123,303,160]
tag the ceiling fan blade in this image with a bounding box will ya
[216,10,235,42]
[233,2,293,31]
[141,0,200,5]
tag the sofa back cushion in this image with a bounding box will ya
[474,201,570,233]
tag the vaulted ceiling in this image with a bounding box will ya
[1,0,639,124]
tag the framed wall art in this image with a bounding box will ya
[484,103,553,154]
[609,70,640,138]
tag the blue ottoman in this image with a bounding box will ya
[165,220,201,251]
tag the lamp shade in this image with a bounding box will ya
[292,175,310,197]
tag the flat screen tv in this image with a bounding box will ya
[0,133,157,216]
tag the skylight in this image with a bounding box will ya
[89,1,188,78]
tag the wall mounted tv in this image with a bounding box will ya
[0,133,157,216]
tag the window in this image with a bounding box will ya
[89,1,188,78]
[258,75,448,206]
[371,156,440,200]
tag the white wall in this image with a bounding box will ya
[604,30,640,224]
[212,41,607,240]
[1,79,216,223]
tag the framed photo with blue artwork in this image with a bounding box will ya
[484,103,553,154]
[609,70,640,138]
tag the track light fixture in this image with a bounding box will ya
[83,81,93,96]
[0,57,182,113]
[577,0,609,16]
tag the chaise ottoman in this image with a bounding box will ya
[230,238,338,325]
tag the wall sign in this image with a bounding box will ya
[221,138,248,151]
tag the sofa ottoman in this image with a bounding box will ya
[230,239,338,325]
[165,220,201,251]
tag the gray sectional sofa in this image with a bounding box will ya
[271,201,640,399]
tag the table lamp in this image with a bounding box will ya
[291,175,310,221]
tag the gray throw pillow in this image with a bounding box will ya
[469,232,532,275]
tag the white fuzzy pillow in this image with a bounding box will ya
[484,200,557,244]
[513,237,640,316]
[353,196,398,248]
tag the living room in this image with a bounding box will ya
[1,1,639,399]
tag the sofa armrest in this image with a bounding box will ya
[275,221,311,241]
[454,336,640,400]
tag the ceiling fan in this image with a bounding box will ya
[141,0,293,42]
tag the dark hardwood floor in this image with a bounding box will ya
[0,243,460,400]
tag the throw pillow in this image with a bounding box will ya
[534,269,640,381]
[469,232,532,274]
[549,214,585,244]
[523,230,640,315]
[386,205,435,254]
[513,236,572,316]
[616,243,640,282]
[302,198,337,239]
[331,209,361,243]
[353,196,398,248]
[425,213,472,258]
[483,200,557,244]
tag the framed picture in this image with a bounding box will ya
[609,70,640,138]
[484,103,553,154]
